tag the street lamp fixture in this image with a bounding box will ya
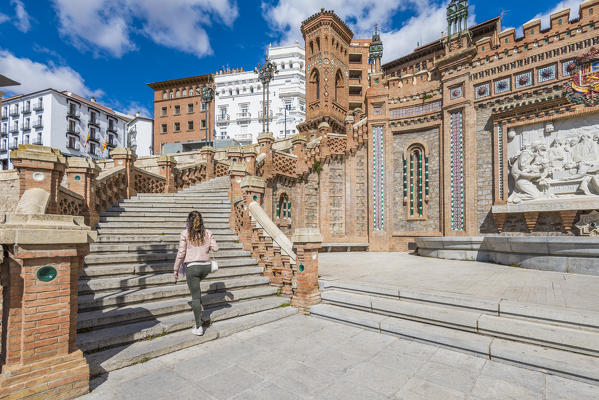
[201,86,214,147]
[255,57,278,133]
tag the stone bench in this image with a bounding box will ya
[321,243,369,252]
[491,198,599,233]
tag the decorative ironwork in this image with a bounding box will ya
[449,110,465,231]
[372,126,384,230]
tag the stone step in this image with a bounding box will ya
[310,303,599,385]
[121,198,230,204]
[96,221,231,229]
[84,250,250,265]
[86,306,296,377]
[96,234,238,243]
[99,216,229,223]
[78,296,291,354]
[78,276,273,311]
[115,202,231,209]
[105,206,230,213]
[320,280,599,330]
[82,259,258,278]
[78,287,281,331]
[321,289,599,357]
[79,267,264,294]
[95,227,234,235]
[89,241,243,254]
[100,211,231,218]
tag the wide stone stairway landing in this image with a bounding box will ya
[78,177,295,376]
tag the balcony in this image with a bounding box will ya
[31,137,42,145]
[1,127,6,136]
[23,122,31,131]
[22,136,29,145]
[33,102,43,111]
[216,114,230,123]
[89,132,100,143]
[23,105,31,114]
[67,126,80,136]
[236,112,251,121]
[107,125,117,134]
[88,118,100,128]
[9,125,19,134]
[9,108,19,117]
[67,109,80,120]
[9,141,18,150]
[33,121,43,129]
[107,138,117,148]
[1,111,7,119]
[0,143,6,152]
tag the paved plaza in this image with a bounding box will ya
[83,314,598,400]
[319,252,599,312]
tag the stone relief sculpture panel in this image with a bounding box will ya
[507,115,599,203]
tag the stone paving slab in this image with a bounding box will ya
[82,315,599,400]
[319,252,599,312]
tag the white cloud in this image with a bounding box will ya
[52,0,239,58]
[0,50,103,98]
[11,0,31,32]
[0,13,9,24]
[533,0,581,29]
[121,101,151,118]
[263,0,473,63]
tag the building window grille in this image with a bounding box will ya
[161,124,167,134]
[276,193,291,220]
[174,122,180,132]
[188,121,194,130]
[187,104,194,113]
[403,144,429,218]
[161,107,167,117]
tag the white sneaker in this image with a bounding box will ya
[191,326,204,336]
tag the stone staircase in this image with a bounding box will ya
[312,280,599,385]
[78,177,295,376]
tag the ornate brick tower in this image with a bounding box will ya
[299,9,353,135]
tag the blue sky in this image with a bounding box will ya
[0,0,585,117]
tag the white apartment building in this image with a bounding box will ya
[126,114,154,157]
[0,89,129,169]
[214,43,305,144]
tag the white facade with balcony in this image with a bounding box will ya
[0,89,130,169]
[214,43,306,144]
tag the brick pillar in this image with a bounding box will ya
[227,146,243,165]
[157,155,176,193]
[0,214,96,400]
[111,148,137,198]
[257,132,275,178]
[291,228,322,313]
[292,134,307,175]
[65,157,101,228]
[200,146,216,180]
[242,146,257,175]
[10,145,67,215]
[230,162,248,200]
[240,176,266,205]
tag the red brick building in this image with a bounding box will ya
[147,74,215,155]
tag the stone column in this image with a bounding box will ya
[111,148,137,198]
[10,145,67,215]
[230,162,248,201]
[65,157,101,228]
[240,176,266,205]
[291,228,323,313]
[200,146,216,180]
[0,213,96,400]
[157,155,176,193]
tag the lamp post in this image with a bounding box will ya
[201,86,214,147]
[255,57,277,133]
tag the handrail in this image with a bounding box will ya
[248,201,296,264]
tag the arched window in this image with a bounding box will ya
[162,91,167,99]
[276,193,291,220]
[334,69,343,101]
[310,68,320,100]
[310,41,314,55]
[182,88,187,96]
[176,90,180,98]
[169,91,174,99]
[403,144,429,218]
[316,37,321,52]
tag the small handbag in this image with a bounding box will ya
[211,256,219,273]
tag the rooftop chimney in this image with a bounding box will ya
[90,97,96,103]
[136,111,140,117]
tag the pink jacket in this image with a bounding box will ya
[173,229,219,270]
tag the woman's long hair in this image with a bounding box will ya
[187,211,206,246]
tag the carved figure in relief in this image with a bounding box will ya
[571,133,599,163]
[509,144,546,203]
